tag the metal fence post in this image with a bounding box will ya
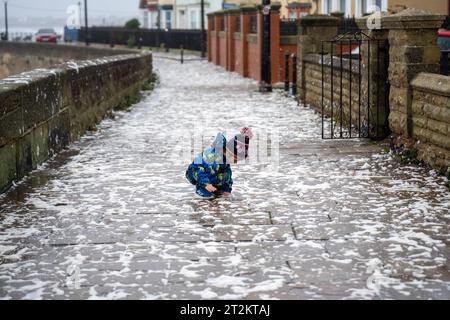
[284,51,289,92]
[291,54,297,96]
[109,30,114,48]
[138,33,142,49]
[181,45,184,64]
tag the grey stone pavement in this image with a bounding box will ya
[0,53,449,300]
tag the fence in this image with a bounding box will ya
[79,27,206,51]
[280,20,298,36]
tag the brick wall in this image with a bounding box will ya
[302,54,371,134]
[207,4,295,85]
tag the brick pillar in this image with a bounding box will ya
[356,19,390,138]
[207,15,213,62]
[297,16,340,102]
[381,10,446,137]
[241,8,255,77]
[256,9,263,82]
[269,3,281,84]
[214,15,221,65]
[226,12,238,72]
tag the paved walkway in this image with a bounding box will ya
[0,53,449,299]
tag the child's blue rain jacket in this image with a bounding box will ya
[185,132,233,192]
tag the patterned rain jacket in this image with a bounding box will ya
[185,133,233,192]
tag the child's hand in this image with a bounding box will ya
[205,184,217,193]
[223,192,231,197]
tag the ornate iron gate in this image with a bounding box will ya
[320,31,390,140]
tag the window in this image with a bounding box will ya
[339,0,346,13]
[327,0,333,13]
[165,10,171,29]
[190,10,198,29]
[361,0,368,15]
[375,0,383,10]
[288,11,297,20]
[149,11,158,29]
[356,0,387,17]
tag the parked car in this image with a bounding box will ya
[438,28,450,51]
[35,28,58,43]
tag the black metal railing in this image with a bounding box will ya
[280,20,298,36]
[250,15,257,34]
[235,16,241,32]
[321,33,390,140]
[79,27,206,51]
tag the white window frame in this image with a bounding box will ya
[322,0,351,16]
[163,10,172,29]
[356,0,388,17]
[189,9,199,29]
[149,11,158,29]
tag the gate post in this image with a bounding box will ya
[284,51,289,92]
[373,9,446,138]
[207,14,213,62]
[356,20,390,139]
[298,16,340,103]
[259,0,272,92]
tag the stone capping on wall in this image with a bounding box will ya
[219,31,226,38]
[299,15,341,29]
[355,8,447,30]
[234,32,241,40]
[411,73,450,97]
[303,54,361,74]
[0,41,135,58]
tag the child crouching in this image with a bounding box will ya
[185,128,253,199]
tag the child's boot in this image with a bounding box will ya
[195,186,215,199]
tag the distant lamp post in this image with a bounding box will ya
[260,0,272,92]
[200,0,205,58]
[3,0,8,41]
[84,0,89,46]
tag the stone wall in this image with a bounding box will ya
[0,42,132,79]
[303,54,365,128]
[298,15,390,138]
[409,73,450,167]
[298,10,448,168]
[0,52,153,193]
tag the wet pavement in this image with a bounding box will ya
[0,53,449,299]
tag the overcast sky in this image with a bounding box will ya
[6,0,141,18]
